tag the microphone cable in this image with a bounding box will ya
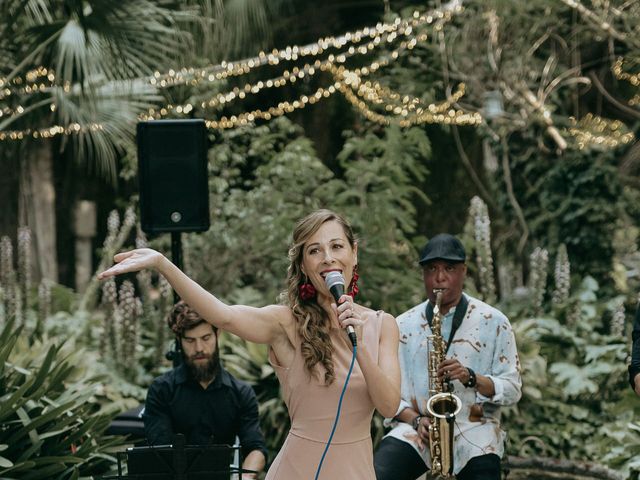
[314,343,357,480]
[454,417,490,455]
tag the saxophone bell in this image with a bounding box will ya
[426,392,462,420]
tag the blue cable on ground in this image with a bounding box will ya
[314,344,357,480]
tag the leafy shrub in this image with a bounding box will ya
[0,320,126,479]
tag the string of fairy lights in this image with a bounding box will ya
[0,1,636,150]
[567,113,635,150]
[149,8,453,89]
[141,18,442,124]
[139,11,482,130]
[613,58,640,87]
[0,7,452,101]
[1,4,473,140]
[611,56,640,110]
[612,57,640,109]
[0,2,464,140]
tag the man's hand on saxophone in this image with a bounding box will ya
[438,358,496,397]
[437,358,470,384]
[414,415,432,450]
[393,407,432,449]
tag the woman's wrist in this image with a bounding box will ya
[156,253,173,274]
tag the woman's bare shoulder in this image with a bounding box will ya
[356,304,395,322]
[260,303,296,337]
[354,303,375,315]
[379,310,396,323]
[372,309,399,335]
[259,304,294,325]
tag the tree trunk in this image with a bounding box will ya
[0,147,20,242]
[19,142,58,283]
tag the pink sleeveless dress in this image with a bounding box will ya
[265,311,384,480]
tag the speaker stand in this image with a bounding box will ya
[171,231,183,303]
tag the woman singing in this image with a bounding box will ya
[99,209,400,479]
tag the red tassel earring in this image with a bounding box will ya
[299,275,317,300]
[348,265,360,298]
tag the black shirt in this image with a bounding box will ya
[629,305,640,390]
[143,362,267,460]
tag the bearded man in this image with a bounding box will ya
[143,301,267,478]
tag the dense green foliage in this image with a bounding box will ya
[494,133,626,284]
[0,320,125,479]
[184,116,431,314]
[503,277,638,475]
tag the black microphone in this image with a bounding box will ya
[325,271,357,346]
[165,339,183,367]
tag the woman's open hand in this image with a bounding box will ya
[97,248,165,280]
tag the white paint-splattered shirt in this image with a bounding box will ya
[384,294,522,474]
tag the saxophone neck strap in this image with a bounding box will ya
[426,294,469,354]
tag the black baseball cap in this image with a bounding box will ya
[418,233,466,265]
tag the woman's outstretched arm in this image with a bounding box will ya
[98,248,287,344]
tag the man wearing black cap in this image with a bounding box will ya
[374,234,521,480]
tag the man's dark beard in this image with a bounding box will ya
[185,349,220,383]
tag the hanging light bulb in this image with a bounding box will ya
[483,90,504,120]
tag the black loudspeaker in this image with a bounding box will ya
[137,119,210,234]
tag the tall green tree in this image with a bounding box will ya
[0,0,282,285]
[397,0,639,286]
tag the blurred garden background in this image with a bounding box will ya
[1,0,640,478]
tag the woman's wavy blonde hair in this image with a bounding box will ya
[285,209,357,385]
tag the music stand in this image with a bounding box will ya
[103,435,242,480]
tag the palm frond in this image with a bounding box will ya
[56,19,94,83]
[53,77,161,183]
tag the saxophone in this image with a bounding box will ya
[426,289,462,478]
